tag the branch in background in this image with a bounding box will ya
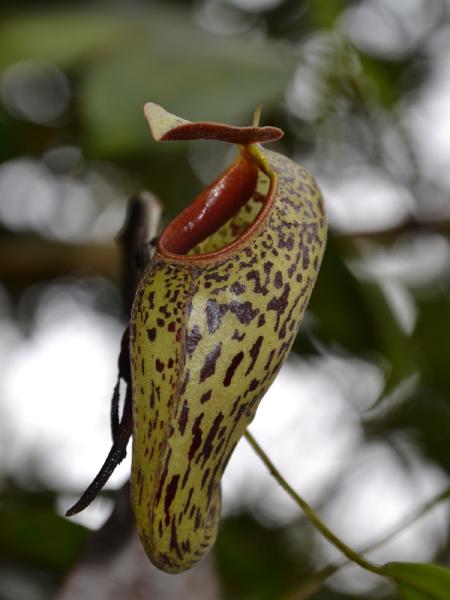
[338,216,450,244]
[2,216,450,289]
[244,431,385,577]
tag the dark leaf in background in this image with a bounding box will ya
[386,561,450,599]
[0,489,88,572]
[0,8,296,157]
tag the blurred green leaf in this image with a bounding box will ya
[361,279,419,393]
[0,7,295,157]
[215,514,313,600]
[309,0,348,29]
[414,292,450,394]
[0,504,89,572]
[386,562,450,599]
[357,48,430,108]
[79,10,295,156]
[0,107,20,160]
[296,235,418,386]
[301,236,380,355]
[0,11,128,69]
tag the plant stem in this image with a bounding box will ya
[290,484,450,598]
[244,430,386,577]
[253,105,263,127]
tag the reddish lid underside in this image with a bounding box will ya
[146,102,281,261]
[144,102,284,144]
[157,154,259,255]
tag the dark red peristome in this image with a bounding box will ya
[160,122,283,144]
[157,153,259,255]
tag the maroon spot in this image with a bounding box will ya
[248,379,259,392]
[205,299,229,333]
[223,351,244,386]
[170,518,183,560]
[264,261,274,273]
[159,304,171,317]
[233,401,247,422]
[211,285,227,296]
[183,487,194,512]
[157,318,164,327]
[288,259,297,278]
[267,284,290,331]
[199,412,224,465]
[150,385,155,408]
[155,448,172,505]
[180,369,190,395]
[302,246,310,269]
[246,270,269,295]
[194,508,202,530]
[200,343,222,382]
[229,397,241,416]
[188,413,204,461]
[200,390,212,404]
[168,321,176,332]
[274,271,283,288]
[229,300,259,325]
[148,290,155,309]
[186,324,202,357]
[279,232,295,251]
[232,329,245,341]
[156,359,164,373]
[279,293,301,340]
[230,281,246,295]
[205,271,228,282]
[245,336,263,376]
[147,327,156,341]
[201,468,210,489]
[257,314,266,328]
[182,464,191,489]
[178,400,189,435]
[164,474,180,525]
[207,480,216,505]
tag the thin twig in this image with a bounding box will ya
[244,431,385,577]
[253,105,263,127]
[289,484,450,599]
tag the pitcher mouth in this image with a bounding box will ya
[157,148,278,265]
